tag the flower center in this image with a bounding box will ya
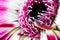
[28,1,47,21]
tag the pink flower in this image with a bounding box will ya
[18,0,58,39]
[0,0,19,40]
[0,0,60,40]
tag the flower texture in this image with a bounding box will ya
[19,0,59,39]
[0,0,60,40]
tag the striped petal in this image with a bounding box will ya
[46,30,57,40]
[0,0,19,27]
[54,31,60,40]
[0,28,11,38]
[0,0,20,40]
[0,27,20,40]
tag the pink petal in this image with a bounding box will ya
[0,27,19,40]
[0,5,8,25]
[0,0,8,5]
[0,28,12,38]
[47,34,56,40]
[0,5,8,11]
[0,24,14,27]
[0,0,8,10]
[0,11,16,27]
[0,0,9,25]
[0,3,15,27]
[55,31,60,40]
[0,0,8,11]
[0,12,7,23]
[0,0,8,2]
[46,30,57,40]
[0,31,13,40]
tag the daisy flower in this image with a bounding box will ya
[0,0,60,40]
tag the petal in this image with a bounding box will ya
[46,30,57,40]
[0,27,19,40]
[0,11,8,24]
[0,5,8,11]
[0,0,8,5]
[6,0,21,10]
[0,28,12,38]
[47,34,56,40]
[0,24,14,27]
[40,31,47,40]
[0,11,15,27]
[0,1,19,27]
[9,29,20,40]
[54,31,60,40]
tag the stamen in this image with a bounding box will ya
[28,2,47,21]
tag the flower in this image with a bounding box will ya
[0,0,60,40]
[18,0,58,39]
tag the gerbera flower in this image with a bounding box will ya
[0,0,60,40]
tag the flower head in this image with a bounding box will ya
[18,0,58,39]
[0,0,60,40]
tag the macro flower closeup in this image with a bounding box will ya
[0,0,60,40]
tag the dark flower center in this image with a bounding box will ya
[28,2,47,21]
